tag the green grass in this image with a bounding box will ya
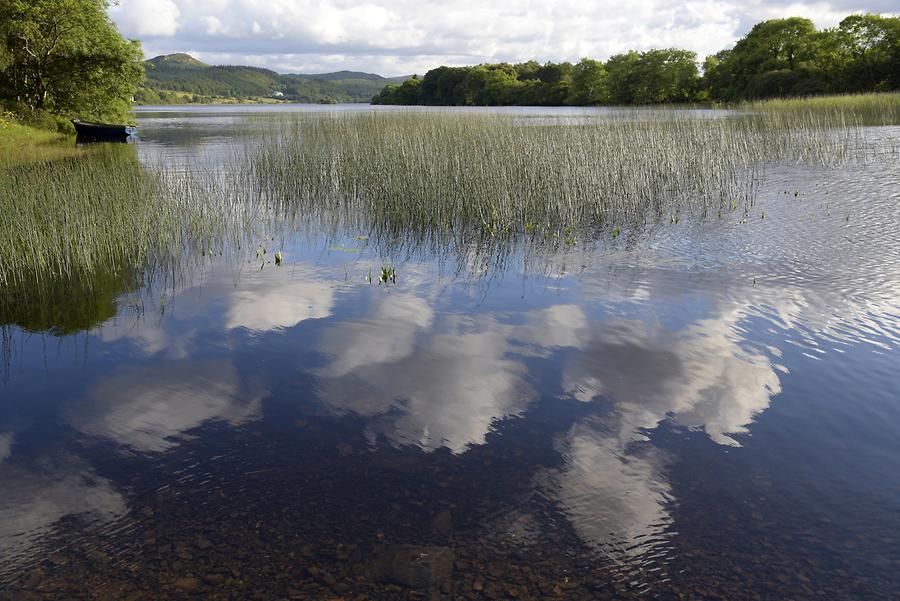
[247,100,898,253]
[744,92,900,126]
[2,94,898,334]
[0,145,243,322]
[0,113,82,167]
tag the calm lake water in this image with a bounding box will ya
[1,105,899,599]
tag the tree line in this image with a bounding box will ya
[372,14,900,106]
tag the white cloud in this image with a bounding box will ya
[317,293,435,378]
[537,422,674,560]
[109,0,893,75]
[561,309,781,446]
[110,0,181,37]
[316,311,534,453]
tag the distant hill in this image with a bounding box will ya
[136,54,410,105]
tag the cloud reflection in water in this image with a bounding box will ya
[67,360,265,453]
[311,276,782,566]
[316,294,533,452]
[0,439,127,572]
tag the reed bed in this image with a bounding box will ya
[0,146,243,324]
[746,92,900,126]
[2,96,898,334]
[247,105,896,254]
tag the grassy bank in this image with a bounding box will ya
[0,113,81,167]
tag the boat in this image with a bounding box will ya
[72,119,137,141]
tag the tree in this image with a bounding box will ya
[700,51,730,100]
[630,49,699,103]
[461,65,520,105]
[568,58,609,105]
[830,14,900,92]
[419,66,469,105]
[0,0,143,122]
[706,17,821,99]
[372,76,422,105]
[368,12,898,107]
[531,62,573,105]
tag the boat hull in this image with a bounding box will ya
[72,120,137,141]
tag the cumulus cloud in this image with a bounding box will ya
[110,0,181,37]
[315,309,534,453]
[537,422,675,560]
[561,310,781,446]
[534,301,781,565]
[109,0,892,75]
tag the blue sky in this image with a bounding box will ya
[108,0,895,76]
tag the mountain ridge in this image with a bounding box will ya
[138,53,410,105]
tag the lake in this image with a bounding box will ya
[1,104,899,599]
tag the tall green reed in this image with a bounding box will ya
[247,102,897,255]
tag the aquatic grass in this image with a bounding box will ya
[0,146,252,325]
[3,97,898,336]
[745,92,900,127]
[247,104,897,257]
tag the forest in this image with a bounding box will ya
[372,14,900,105]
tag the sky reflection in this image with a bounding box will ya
[0,129,898,594]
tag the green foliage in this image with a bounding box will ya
[568,59,608,105]
[371,76,423,105]
[0,0,144,122]
[605,49,699,104]
[704,17,823,100]
[372,50,697,106]
[830,14,900,92]
[702,14,900,100]
[373,62,578,106]
[372,13,899,106]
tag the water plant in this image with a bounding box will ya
[378,266,397,285]
[0,145,239,323]
[3,94,898,334]
[246,101,897,257]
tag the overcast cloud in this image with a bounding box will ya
[109,0,895,76]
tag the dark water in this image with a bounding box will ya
[1,106,899,600]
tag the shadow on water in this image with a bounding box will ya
[0,268,142,337]
[75,134,137,145]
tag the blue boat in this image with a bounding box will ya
[72,119,137,141]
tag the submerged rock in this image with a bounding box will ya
[195,536,212,550]
[430,510,453,536]
[173,577,200,592]
[370,545,455,589]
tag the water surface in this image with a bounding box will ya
[1,105,899,600]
